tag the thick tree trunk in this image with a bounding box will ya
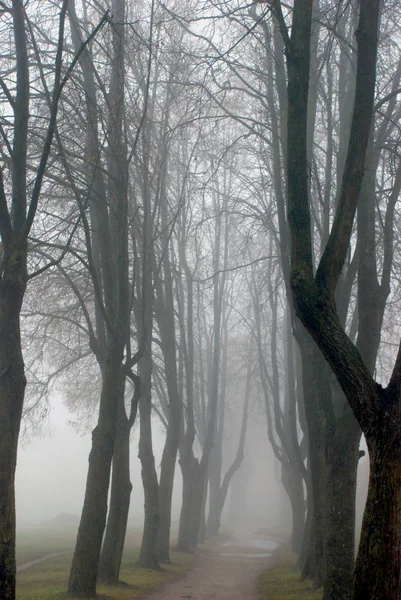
[97,390,132,584]
[353,407,401,600]
[68,355,122,597]
[0,283,26,600]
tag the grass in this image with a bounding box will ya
[16,527,78,564]
[258,545,322,600]
[16,528,193,600]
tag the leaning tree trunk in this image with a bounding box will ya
[97,383,133,584]
[68,354,122,597]
[0,280,26,600]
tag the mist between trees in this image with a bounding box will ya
[0,0,400,599]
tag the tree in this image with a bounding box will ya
[273,0,401,598]
[66,0,133,595]
[0,2,103,597]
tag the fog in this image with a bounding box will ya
[16,393,287,534]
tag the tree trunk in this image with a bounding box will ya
[68,355,121,597]
[198,481,207,544]
[282,462,306,555]
[157,425,179,562]
[297,330,329,585]
[206,451,223,536]
[138,342,160,570]
[353,406,401,600]
[322,411,360,600]
[189,461,206,548]
[176,453,197,552]
[0,282,26,600]
[97,387,132,584]
[298,499,313,571]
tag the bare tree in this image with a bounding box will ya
[0,2,108,597]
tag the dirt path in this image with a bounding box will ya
[146,537,274,600]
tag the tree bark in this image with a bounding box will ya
[282,461,306,555]
[0,2,69,597]
[68,356,122,597]
[322,412,360,600]
[297,329,329,584]
[176,453,197,552]
[138,343,160,570]
[0,280,26,600]
[157,424,180,562]
[137,114,159,568]
[278,2,395,598]
[176,247,196,553]
[97,382,133,584]
[353,406,401,600]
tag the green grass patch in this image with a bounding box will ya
[258,545,322,600]
[17,548,193,600]
[16,526,77,564]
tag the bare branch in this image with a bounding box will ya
[24,6,110,238]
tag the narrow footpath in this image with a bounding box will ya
[146,536,276,600]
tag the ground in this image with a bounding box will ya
[147,536,273,600]
[16,528,321,600]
